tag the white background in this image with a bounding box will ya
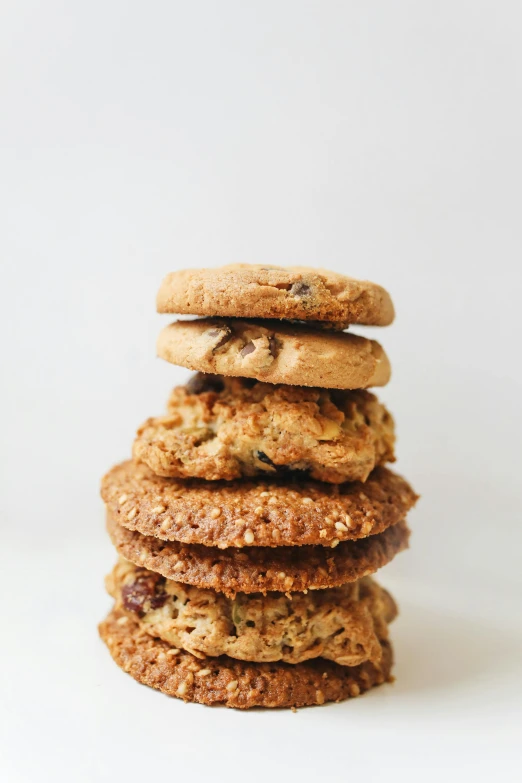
[1,1,521,781]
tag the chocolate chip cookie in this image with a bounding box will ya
[157,319,391,389]
[156,264,394,327]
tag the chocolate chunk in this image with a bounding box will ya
[256,452,306,476]
[206,326,232,349]
[290,282,311,297]
[257,451,276,467]
[268,337,278,358]
[240,342,256,357]
[186,372,225,395]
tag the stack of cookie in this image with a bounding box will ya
[100,265,418,709]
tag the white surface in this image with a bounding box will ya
[1,1,522,781]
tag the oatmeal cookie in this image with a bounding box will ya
[99,609,393,708]
[107,559,396,667]
[134,374,395,483]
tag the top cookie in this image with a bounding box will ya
[156,265,394,327]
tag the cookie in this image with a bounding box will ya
[106,513,410,596]
[156,264,394,327]
[101,460,418,548]
[108,560,396,666]
[134,374,395,483]
[99,608,393,708]
[157,319,391,390]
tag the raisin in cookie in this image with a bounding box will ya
[157,319,391,389]
[156,264,394,327]
[107,559,396,667]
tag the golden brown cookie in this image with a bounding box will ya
[157,319,391,390]
[134,374,395,483]
[107,560,396,667]
[101,460,418,548]
[156,264,394,327]
[99,608,394,708]
[107,513,410,596]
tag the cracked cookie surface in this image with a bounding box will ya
[156,264,394,327]
[106,513,410,596]
[157,318,391,389]
[101,460,418,548]
[107,559,396,667]
[134,374,395,483]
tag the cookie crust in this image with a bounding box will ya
[157,319,391,390]
[107,513,410,596]
[156,265,394,327]
[134,375,395,483]
[99,608,393,708]
[101,460,418,548]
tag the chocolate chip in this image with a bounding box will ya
[186,372,224,395]
[256,452,306,476]
[206,325,232,349]
[268,337,278,358]
[257,451,276,466]
[290,282,311,297]
[240,342,256,357]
